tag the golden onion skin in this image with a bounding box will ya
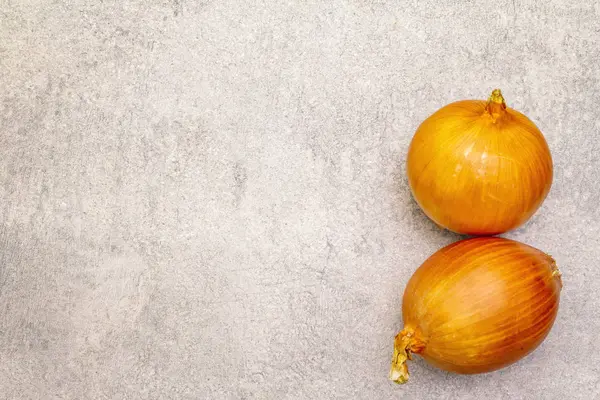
[406,90,553,235]
[390,237,562,383]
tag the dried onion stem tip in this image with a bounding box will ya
[389,328,425,384]
[485,88,507,119]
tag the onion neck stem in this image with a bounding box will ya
[485,89,507,122]
[549,257,563,289]
[389,328,424,384]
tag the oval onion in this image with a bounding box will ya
[406,89,553,235]
[390,237,562,383]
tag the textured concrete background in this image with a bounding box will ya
[1,1,599,399]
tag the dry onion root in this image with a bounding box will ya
[390,237,562,384]
[406,89,553,235]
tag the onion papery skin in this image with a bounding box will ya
[390,237,562,384]
[406,89,553,235]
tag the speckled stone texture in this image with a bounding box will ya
[1,1,599,399]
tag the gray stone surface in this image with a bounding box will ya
[1,1,599,399]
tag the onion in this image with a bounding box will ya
[389,237,562,384]
[406,89,553,235]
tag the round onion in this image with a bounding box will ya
[390,237,562,383]
[406,89,553,235]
